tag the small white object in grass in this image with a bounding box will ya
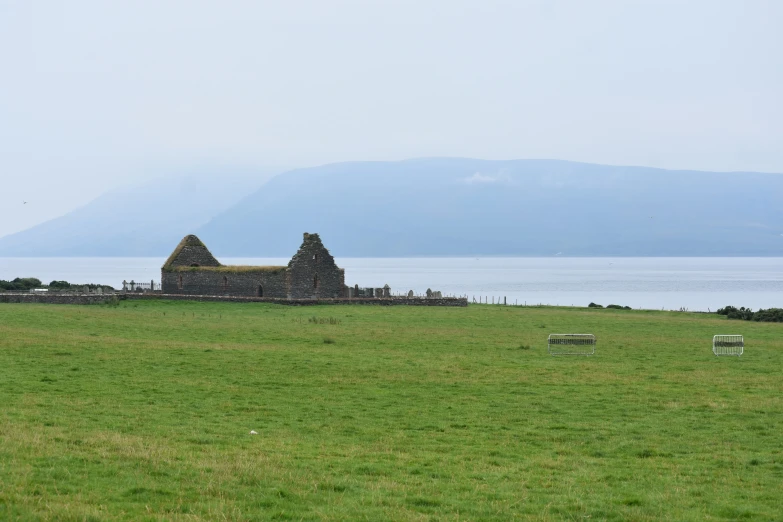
[250,430,258,435]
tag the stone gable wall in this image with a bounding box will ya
[287,233,345,299]
[169,245,221,268]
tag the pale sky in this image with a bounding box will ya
[1,0,781,238]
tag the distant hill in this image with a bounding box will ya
[194,158,783,257]
[3,159,782,257]
[0,168,283,256]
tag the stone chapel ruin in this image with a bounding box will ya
[161,233,346,298]
[156,232,462,305]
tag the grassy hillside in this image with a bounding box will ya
[1,301,781,520]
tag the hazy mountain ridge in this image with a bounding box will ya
[194,158,783,257]
[2,159,781,257]
[0,168,282,256]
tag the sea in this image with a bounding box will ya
[1,257,782,312]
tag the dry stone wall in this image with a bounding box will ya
[123,294,468,306]
[0,293,467,307]
[0,293,118,305]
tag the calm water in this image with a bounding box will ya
[1,257,782,312]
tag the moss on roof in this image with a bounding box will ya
[162,235,219,269]
[166,265,287,274]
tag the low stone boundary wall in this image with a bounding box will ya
[0,293,467,307]
[123,294,468,307]
[0,294,118,305]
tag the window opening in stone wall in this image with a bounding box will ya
[313,254,318,262]
[178,275,183,290]
[222,276,228,291]
[313,273,319,289]
[257,285,263,297]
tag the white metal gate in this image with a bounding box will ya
[713,335,744,356]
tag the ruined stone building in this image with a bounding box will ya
[161,233,345,298]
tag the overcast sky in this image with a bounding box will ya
[1,0,781,238]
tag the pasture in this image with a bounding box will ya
[0,300,781,520]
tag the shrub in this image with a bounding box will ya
[752,308,783,322]
[715,306,782,322]
[716,306,738,316]
[83,283,115,292]
[0,277,43,291]
[716,306,754,320]
[606,304,632,310]
[588,302,603,308]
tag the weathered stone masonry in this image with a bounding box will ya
[287,233,345,299]
[123,294,467,306]
[0,294,119,305]
[0,293,467,306]
[161,233,345,299]
[1,233,468,306]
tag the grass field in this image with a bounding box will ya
[1,300,781,521]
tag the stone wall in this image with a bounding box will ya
[0,293,118,305]
[0,293,467,307]
[287,233,345,299]
[164,235,221,268]
[161,269,287,297]
[123,294,468,306]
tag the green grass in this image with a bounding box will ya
[1,301,781,520]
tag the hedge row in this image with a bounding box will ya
[717,306,783,322]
